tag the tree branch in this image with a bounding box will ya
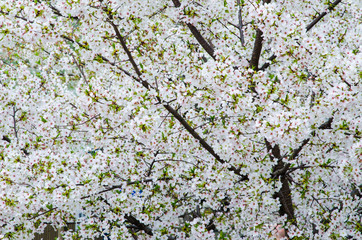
[290,117,333,160]
[249,29,264,70]
[163,104,247,178]
[171,0,181,7]
[61,35,89,50]
[260,0,342,70]
[2,135,11,143]
[108,21,152,91]
[264,138,282,160]
[277,176,295,221]
[259,54,276,71]
[318,117,333,130]
[12,106,19,140]
[109,23,141,74]
[306,0,342,32]
[172,0,215,60]
[70,53,89,84]
[125,214,153,236]
[289,138,310,160]
[271,161,295,221]
[265,138,295,222]
[2,112,29,155]
[237,0,245,46]
[271,117,334,222]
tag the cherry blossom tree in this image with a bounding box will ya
[0,0,361,239]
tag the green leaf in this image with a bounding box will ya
[40,116,47,123]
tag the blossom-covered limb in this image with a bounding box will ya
[306,0,343,32]
[172,0,215,60]
[260,0,343,71]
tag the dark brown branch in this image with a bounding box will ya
[272,167,295,222]
[109,23,142,78]
[2,120,29,155]
[99,55,142,83]
[306,0,342,32]
[61,35,89,50]
[289,138,310,160]
[249,29,264,70]
[272,157,295,222]
[79,177,173,199]
[172,0,215,60]
[259,54,276,71]
[272,163,291,177]
[264,138,273,153]
[248,0,271,70]
[265,138,295,222]
[0,10,34,23]
[164,104,247,178]
[38,0,79,20]
[186,23,215,59]
[109,21,151,90]
[31,200,153,237]
[318,117,333,130]
[271,143,282,159]
[271,117,334,222]
[62,32,147,88]
[171,0,181,7]
[70,53,89,84]
[277,176,295,221]
[264,138,282,160]
[287,164,336,174]
[28,207,57,221]
[290,117,333,160]
[125,215,153,236]
[2,136,11,143]
[163,105,222,163]
[49,3,79,20]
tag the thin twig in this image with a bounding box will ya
[12,106,19,140]
[71,53,89,84]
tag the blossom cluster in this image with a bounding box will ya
[0,0,361,239]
